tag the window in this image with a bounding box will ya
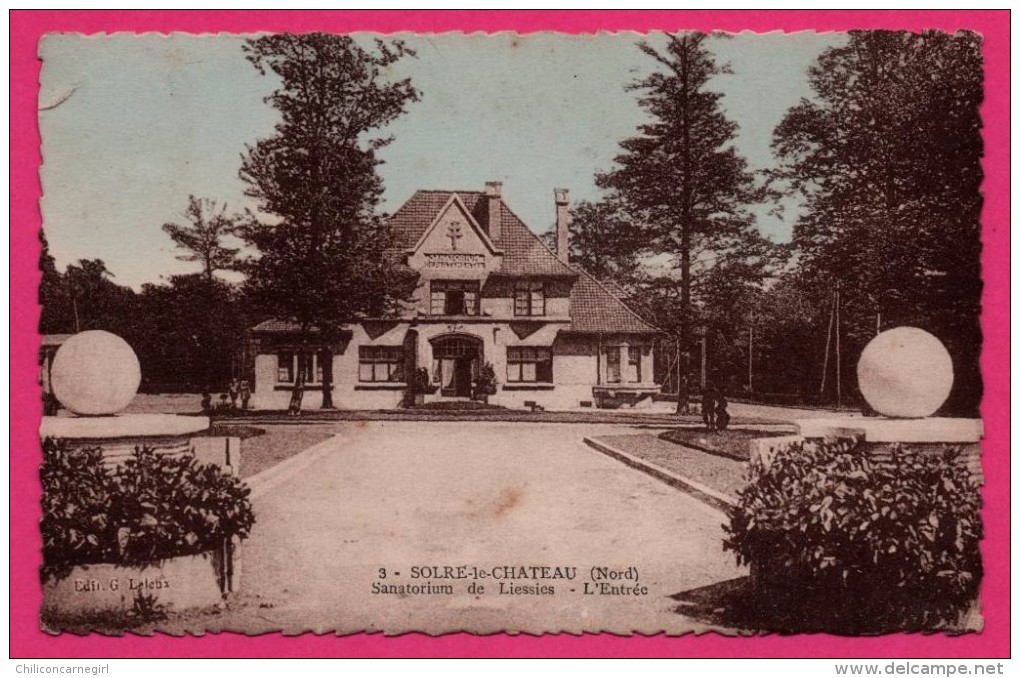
[513,281,545,316]
[506,347,553,383]
[627,346,642,383]
[277,351,294,383]
[606,346,642,384]
[432,337,480,359]
[359,346,405,383]
[430,280,479,315]
[277,352,323,385]
[606,348,621,383]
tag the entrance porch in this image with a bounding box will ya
[430,334,483,398]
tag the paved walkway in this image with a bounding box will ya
[215,421,745,635]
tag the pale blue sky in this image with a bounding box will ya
[39,31,842,289]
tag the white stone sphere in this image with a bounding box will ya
[50,330,141,415]
[857,327,953,418]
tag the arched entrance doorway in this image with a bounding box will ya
[431,334,483,397]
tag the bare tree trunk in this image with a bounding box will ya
[320,348,334,408]
[289,365,305,415]
[289,329,309,415]
[676,35,693,416]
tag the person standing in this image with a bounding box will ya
[228,378,240,410]
[702,385,717,431]
[240,379,251,410]
[716,391,731,431]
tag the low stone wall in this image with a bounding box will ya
[42,549,228,617]
[490,383,592,410]
[751,418,983,484]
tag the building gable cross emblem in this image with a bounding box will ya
[446,222,463,250]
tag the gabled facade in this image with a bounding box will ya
[248,182,660,410]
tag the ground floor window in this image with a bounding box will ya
[277,351,323,385]
[606,347,620,383]
[628,346,642,383]
[606,346,643,384]
[359,346,405,383]
[506,346,552,383]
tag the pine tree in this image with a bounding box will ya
[239,34,420,411]
[599,32,768,411]
[161,195,239,283]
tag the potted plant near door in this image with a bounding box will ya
[403,367,436,408]
[473,362,497,404]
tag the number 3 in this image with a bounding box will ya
[378,568,386,579]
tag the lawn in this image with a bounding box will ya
[202,423,338,478]
[124,393,204,415]
[658,427,794,461]
[223,407,782,427]
[594,433,749,498]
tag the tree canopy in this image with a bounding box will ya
[161,195,240,282]
[552,198,644,287]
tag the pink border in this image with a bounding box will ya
[10,10,1009,658]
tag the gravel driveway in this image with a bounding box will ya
[205,421,745,635]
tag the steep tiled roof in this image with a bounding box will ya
[388,190,577,277]
[252,189,659,336]
[567,268,659,334]
[389,188,657,334]
[599,279,631,301]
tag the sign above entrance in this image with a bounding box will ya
[425,253,486,269]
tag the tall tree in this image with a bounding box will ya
[598,32,767,411]
[561,199,645,287]
[161,195,240,283]
[239,34,420,411]
[771,30,983,414]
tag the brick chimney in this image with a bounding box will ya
[485,181,502,242]
[554,188,570,262]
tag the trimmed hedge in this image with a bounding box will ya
[41,439,255,582]
[724,438,982,631]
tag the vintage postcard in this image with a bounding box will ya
[24,18,1002,647]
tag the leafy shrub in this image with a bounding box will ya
[402,367,436,407]
[40,443,112,580]
[415,367,437,395]
[724,438,982,631]
[41,439,256,582]
[474,362,497,398]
